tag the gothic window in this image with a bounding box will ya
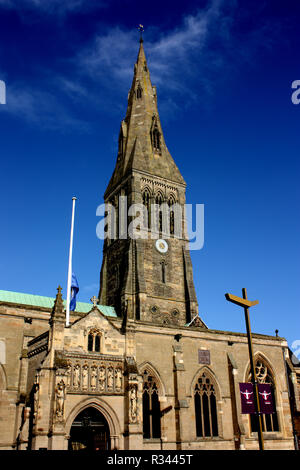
[136,84,143,99]
[142,189,151,229]
[194,372,219,438]
[95,335,100,353]
[88,333,93,352]
[152,127,160,151]
[168,197,176,236]
[155,193,163,233]
[150,116,161,153]
[248,359,279,433]
[142,372,161,439]
[87,330,101,353]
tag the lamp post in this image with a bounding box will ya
[225,288,264,450]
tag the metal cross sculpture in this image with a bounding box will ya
[90,296,98,307]
[225,288,264,450]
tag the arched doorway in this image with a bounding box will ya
[68,407,110,450]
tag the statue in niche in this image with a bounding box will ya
[66,364,72,389]
[91,365,97,390]
[129,385,137,423]
[99,366,106,391]
[115,368,122,391]
[73,364,80,389]
[55,380,66,420]
[33,379,40,421]
[107,367,114,389]
[82,364,89,390]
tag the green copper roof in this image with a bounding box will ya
[0,289,117,318]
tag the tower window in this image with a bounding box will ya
[161,261,166,283]
[194,372,219,438]
[155,193,163,232]
[142,190,151,229]
[153,127,160,151]
[136,84,143,99]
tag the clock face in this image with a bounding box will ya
[155,239,168,254]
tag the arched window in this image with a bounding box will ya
[248,359,279,432]
[87,330,101,353]
[95,335,101,353]
[136,84,142,99]
[168,197,176,236]
[155,193,163,233]
[152,127,160,151]
[142,371,161,439]
[142,189,151,229]
[88,334,93,352]
[194,371,218,438]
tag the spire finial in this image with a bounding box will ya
[138,24,144,43]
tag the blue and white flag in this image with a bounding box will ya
[70,273,79,311]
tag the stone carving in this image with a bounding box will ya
[115,368,122,391]
[107,367,114,390]
[73,364,81,389]
[55,380,66,421]
[129,384,138,423]
[82,364,89,390]
[90,365,97,390]
[33,377,40,422]
[66,364,72,388]
[65,357,123,394]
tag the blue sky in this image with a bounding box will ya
[0,0,299,351]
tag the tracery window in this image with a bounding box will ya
[194,372,218,438]
[142,372,161,439]
[87,330,101,353]
[248,360,279,432]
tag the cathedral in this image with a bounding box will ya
[0,39,299,451]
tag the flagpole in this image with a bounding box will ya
[66,197,77,327]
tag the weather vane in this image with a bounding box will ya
[138,24,144,42]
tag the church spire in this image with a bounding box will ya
[105,37,185,198]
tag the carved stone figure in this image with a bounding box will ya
[129,385,137,423]
[91,365,97,390]
[73,364,80,389]
[99,366,106,391]
[82,364,89,390]
[55,380,66,420]
[107,367,114,389]
[66,364,72,389]
[115,368,122,391]
[33,381,39,421]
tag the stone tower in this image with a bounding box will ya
[99,39,205,328]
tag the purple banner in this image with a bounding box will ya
[258,383,274,414]
[239,383,255,414]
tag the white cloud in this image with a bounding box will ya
[0,0,105,14]
[1,83,90,131]
[76,0,230,104]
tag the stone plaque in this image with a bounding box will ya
[198,349,210,365]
